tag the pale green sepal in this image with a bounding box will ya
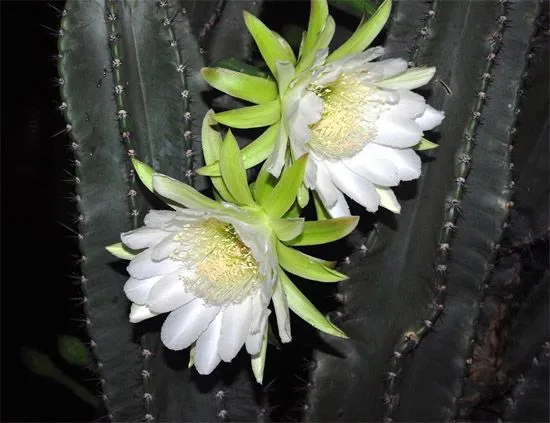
[105,242,138,260]
[298,30,307,59]
[271,218,305,241]
[375,66,436,90]
[197,123,280,177]
[313,191,331,220]
[272,30,296,65]
[263,154,308,218]
[201,67,278,104]
[272,281,291,342]
[214,100,281,129]
[297,183,310,208]
[296,16,335,73]
[131,158,154,193]
[188,344,196,368]
[283,201,301,219]
[415,137,439,151]
[326,0,392,63]
[265,121,289,178]
[276,61,296,95]
[253,161,278,204]
[285,216,359,246]
[251,321,269,384]
[276,241,348,282]
[212,57,270,78]
[302,0,329,58]
[243,11,295,78]
[201,111,237,203]
[220,130,256,206]
[279,270,348,338]
[152,173,225,211]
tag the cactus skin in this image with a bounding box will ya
[306,1,544,421]
[57,0,266,420]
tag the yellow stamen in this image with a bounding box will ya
[308,73,385,158]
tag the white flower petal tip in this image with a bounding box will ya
[415,105,445,131]
[129,304,158,323]
[376,187,401,214]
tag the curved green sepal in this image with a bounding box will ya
[251,321,269,384]
[212,57,270,78]
[375,66,436,90]
[283,201,302,219]
[198,123,280,177]
[279,270,348,338]
[296,15,335,73]
[276,241,348,282]
[152,173,225,211]
[105,242,138,260]
[243,11,296,78]
[188,344,196,369]
[201,111,237,203]
[313,191,332,220]
[201,67,278,104]
[285,216,359,246]
[272,30,296,65]
[271,218,305,241]
[297,183,310,208]
[131,158,154,192]
[253,161,278,204]
[262,154,308,218]
[326,0,392,63]
[302,0,329,59]
[415,137,439,151]
[220,130,255,206]
[214,100,281,129]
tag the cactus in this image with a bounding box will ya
[54,0,548,421]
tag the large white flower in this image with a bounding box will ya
[121,207,277,376]
[284,46,445,217]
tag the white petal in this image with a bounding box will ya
[338,46,385,72]
[415,105,445,131]
[143,210,177,229]
[365,58,408,81]
[392,90,427,119]
[146,270,196,313]
[375,67,436,90]
[124,275,161,305]
[246,309,271,355]
[127,249,180,279]
[327,190,352,218]
[121,227,170,250]
[272,282,291,343]
[314,161,339,208]
[218,297,254,362]
[150,234,177,261]
[375,186,401,213]
[129,304,158,323]
[287,92,323,146]
[161,300,220,350]
[194,312,223,375]
[266,125,288,178]
[343,150,400,186]
[373,114,423,148]
[327,161,380,212]
[361,143,421,182]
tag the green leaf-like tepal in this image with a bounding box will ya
[306,1,543,421]
[57,0,265,420]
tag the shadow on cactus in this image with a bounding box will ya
[56,0,548,421]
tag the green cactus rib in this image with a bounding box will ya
[305,1,541,421]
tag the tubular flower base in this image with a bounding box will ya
[107,112,356,382]
[198,0,444,218]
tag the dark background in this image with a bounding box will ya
[2,1,98,421]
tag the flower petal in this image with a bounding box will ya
[360,143,421,181]
[415,104,445,131]
[218,296,254,362]
[161,300,220,350]
[144,210,176,229]
[129,304,158,323]
[314,162,338,208]
[375,186,401,213]
[121,227,170,250]
[194,312,223,375]
[327,190,351,218]
[392,90,427,119]
[246,309,270,355]
[127,249,180,279]
[272,282,291,343]
[326,161,380,212]
[373,114,423,148]
[146,270,196,313]
[124,275,161,305]
[150,234,177,261]
[342,150,400,186]
[375,66,436,90]
[366,58,408,81]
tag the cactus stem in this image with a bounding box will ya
[198,0,227,53]
[382,1,515,419]
[408,0,438,67]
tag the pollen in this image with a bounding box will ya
[308,73,385,159]
[170,219,262,305]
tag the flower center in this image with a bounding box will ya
[308,73,385,159]
[170,218,262,306]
